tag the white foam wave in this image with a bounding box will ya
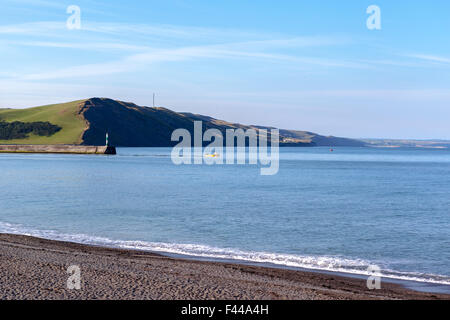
[1,221,449,285]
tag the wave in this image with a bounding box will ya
[1,221,449,286]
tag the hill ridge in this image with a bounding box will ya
[0,98,366,147]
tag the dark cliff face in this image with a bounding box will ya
[79,98,291,147]
[80,98,195,147]
[79,98,365,147]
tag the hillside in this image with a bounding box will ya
[0,100,87,144]
[0,98,366,147]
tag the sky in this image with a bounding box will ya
[1,0,450,139]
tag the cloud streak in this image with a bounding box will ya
[407,54,450,64]
[0,19,367,81]
[19,41,369,81]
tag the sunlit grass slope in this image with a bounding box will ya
[0,100,87,144]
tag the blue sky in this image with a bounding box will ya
[1,0,450,139]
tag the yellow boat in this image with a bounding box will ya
[205,153,220,158]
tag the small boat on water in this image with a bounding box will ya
[205,153,220,158]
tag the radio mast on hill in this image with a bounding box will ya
[153,93,155,107]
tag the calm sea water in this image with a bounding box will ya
[0,147,449,287]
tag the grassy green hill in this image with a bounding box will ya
[0,100,87,144]
[0,98,366,147]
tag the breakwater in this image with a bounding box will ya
[0,145,116,155]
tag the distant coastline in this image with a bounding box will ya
[362,138,450,149]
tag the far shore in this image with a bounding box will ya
[0,233,448,300]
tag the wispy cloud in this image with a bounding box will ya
[19,42,369,81]
[3,0,112,16]
[1,40,152,51]
[0,21,64,35]
[202,89,450,101]
[3,0,65,9]
[2,20,444,83]
[0,20,352,47]
[0,21,272,41]
[407,54,450,64]
[0,19,366,81]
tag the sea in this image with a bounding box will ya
[0,147,449,292]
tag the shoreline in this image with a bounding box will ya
[2,221,448,293]
[159,252,450,295]
[0,233,448,300]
